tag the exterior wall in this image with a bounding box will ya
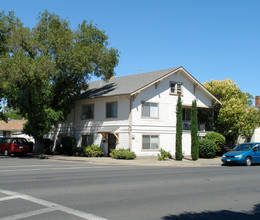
[49,69,215,157]
[131,71,213,156]
[251,127,260,142]
[48,96,130,155]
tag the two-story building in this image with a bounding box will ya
[48,66,221,156]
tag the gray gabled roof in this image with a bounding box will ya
[80,67,180,99]
[80,66,221,104]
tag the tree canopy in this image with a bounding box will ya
[0,11,119,154]
[204,79,260,144]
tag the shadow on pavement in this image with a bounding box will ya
[162,203,260,220]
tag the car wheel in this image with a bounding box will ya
[4,149,9,156]
[245,157,252,166]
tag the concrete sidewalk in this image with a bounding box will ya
[46,155,223,167]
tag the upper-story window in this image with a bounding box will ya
[142,102,158,118]
[106,102,118,118]
[82,104,94,120]
[170,82,183,95]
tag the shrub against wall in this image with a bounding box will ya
[60,136,76,155]
[175,95,183,160]
[191,100,199,160]
[199,139,217,158]
[158,149,172,161]
[110,148,136,160]
[84,144,103,157]
[204,132,226,154]
[43,138,53,155]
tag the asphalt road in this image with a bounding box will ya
[0,156,260,220]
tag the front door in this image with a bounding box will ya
[108,133,116,156]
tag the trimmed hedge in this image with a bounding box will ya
[199,139,217,158]
[110,148,136,160]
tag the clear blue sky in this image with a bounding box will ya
[2,0,260,101]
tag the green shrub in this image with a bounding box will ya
[43,138,53,154]
[83,144,103,157]
[72,146,85,156]
[110,148,136,160]
[199,139,217,158]
[158,149,172,161]
[204,132,225,154]
[175,95,183,160]
[191,100,199,160]
[60,136,76,155]
[27,141,34,153]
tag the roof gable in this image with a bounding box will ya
[80,66,221,104]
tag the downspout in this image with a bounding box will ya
[129,95,133,151]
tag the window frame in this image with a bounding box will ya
[141,101,159,119]
[82,104,94,120]
[169,81,183,95]
[142,134,160,151]
[182,107,191,121]
[106,101,118,118]
[81,134,94,147]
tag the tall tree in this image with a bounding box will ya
[175,95,183,160]
[0,11,119,154]
[191,99,199,160]
[203,79,259,144]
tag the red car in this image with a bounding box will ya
[0,137,30,156]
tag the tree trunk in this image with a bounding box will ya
[33,138,44,155]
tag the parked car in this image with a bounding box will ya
[0,137,30,156]
[221,142,260,166]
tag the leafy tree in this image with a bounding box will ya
[191,100,199,160]
[3,106,24,120]
[0,11,119,154]
[203,79,259,144]
[175,95,183,160]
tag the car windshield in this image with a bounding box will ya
[233,144,253,151]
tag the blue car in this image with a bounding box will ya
[221,142,260,166]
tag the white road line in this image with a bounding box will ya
[0,195,20,202]
[0,166,109,173]
[0,189,107,220]
[0,207,56,220]
[0,165,53,168]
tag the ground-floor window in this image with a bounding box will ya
[82,134,94,147]
[142,135,159,150]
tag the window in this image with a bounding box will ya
[82,104,94,119]
[142,102,158,118]
[170,82,182,95]
[106,102,118,118]
[183,108,191,121]
[82,134,94,147]
[142,135,159,150]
